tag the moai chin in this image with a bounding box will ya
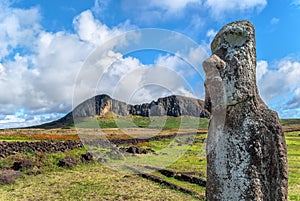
[203,20,288,201]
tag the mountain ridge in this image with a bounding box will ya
[36,94,210,128]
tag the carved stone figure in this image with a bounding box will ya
[204,20,288,201]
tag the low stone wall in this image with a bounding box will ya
[0,140,83,158]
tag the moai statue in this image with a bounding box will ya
[203,20,288,201]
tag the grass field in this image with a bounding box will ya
[0,118,299,200]
[0,163,201,201]
[72,113,210,130]
[285,131,300,200]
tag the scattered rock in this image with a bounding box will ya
[26,166,42,175]
[0,140,83,158]
[1,133,195,159]
[58,156,77,168]
[97,157,108,163]
[204,20,288,200]
[106,151,123,160]
[12,159,34,171]
[174,174,206,187]
[158,169,175,177]
[81,152,94,163]
[122,146,154,155]
[0,170,22,185]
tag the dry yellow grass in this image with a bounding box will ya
[0,163,201,201]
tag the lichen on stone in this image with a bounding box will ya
[204,20,288,201]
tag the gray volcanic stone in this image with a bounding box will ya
[60,95,209,125]
[12,159,34,171]
[204,20,288,201]
[58,156,77,168]
[38,95,210,128]
[0,170,22,185]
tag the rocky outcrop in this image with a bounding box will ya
[71,94,209,118]
[204,21,288,201]
[42,94,209,128]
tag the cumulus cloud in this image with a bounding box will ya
[121,0,267,25]
[0,2,136,128]
[119,0,201,25]
[122,0,266,18]
[204,0,267,18]
[257,57,300,118]
[0,3,41,59]
[0,2,207,128]
[256,60,268,81]
[110,65,196,104]
[75,50,204,107]
[73,10,134,45]
[287,88,300,110]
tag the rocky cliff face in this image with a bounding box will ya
[70,94,209,118]
[48,94,209,127]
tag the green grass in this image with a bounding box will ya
[57,114,300,133]
[151,171,206,196]
[115,132,300,200]
[281,119,300,126]
[0,128,299,200]
[0,163,201,201]
[286,131,300,200]
[0,136,32,141]
[142,135,207,176]
[75,113,209,130]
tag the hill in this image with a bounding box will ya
[37,94,210,128]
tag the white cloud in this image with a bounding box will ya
[93,0,109,15]
[205,0,267,18]
[291,0,300,8]
[0,3,41,59]
[286,88,300,109]
[87,52,201,105]
[73,10,132,45]
[257,57,300,118]
[0,115,25,124]
[120,0,202,25]
[0,113,62,129]
[0,63,5,78]
[256,60,268,81]
[206,29,217,39]
[0,3,136,128]
[149,0,200,12]
[270,17,279,25]
[109,64,197,104]
[0,1,202,128]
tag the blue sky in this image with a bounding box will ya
[0,0,300,128]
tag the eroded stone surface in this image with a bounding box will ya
[0,170,22,185]
[204,20,288,201]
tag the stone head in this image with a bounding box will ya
[205,20,258,106]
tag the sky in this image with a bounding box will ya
[0,0,300,128]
